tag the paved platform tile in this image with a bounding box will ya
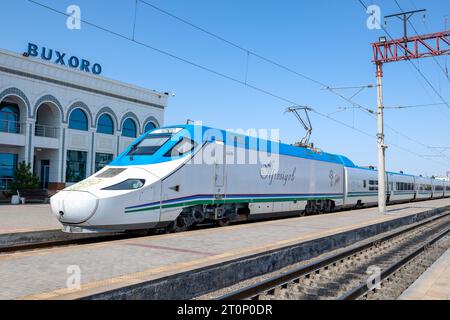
[399,248,450,300]
[0,198,448,300]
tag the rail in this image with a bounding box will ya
[0,119,24,134]
[34,124,59,138]
[218,212,450,300]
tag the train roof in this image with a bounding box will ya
[175,124,357,167]
[176,125,440,180]
[112,124,445,182]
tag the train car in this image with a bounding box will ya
[343,167,379,208]
[432,179,445,198]
[49,124,445,234]
[445,180,450,197]
[414,176,433,200]
[387,172,416,204]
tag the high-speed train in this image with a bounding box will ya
[50,124,450,233]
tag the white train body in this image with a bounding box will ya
[50,125,450,233]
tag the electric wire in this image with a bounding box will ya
[25,0,450,169]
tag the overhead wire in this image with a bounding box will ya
[25,0,450,169]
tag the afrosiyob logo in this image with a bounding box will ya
[260,162,296,186]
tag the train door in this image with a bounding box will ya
[214,141,226,198]
[342,167,348,207]
[386,174,391,203]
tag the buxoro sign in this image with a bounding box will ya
[25,43,102,75]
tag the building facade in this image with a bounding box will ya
[0,47,167,192]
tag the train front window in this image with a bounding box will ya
[127,134,171,156]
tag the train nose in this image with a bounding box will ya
[50,191,99,224]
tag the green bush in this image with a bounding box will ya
[10,162,39,193]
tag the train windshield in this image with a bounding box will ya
[127,134,172,156]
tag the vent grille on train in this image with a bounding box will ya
[96,168,127,178]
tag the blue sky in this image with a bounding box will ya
[2,0,450,176]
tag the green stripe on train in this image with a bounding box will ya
[125,195,343,214]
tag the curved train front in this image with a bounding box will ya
[50,127,196,233]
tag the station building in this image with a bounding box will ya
[0,44,167,193]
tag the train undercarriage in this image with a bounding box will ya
[165,200,338,233]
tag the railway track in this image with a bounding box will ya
[217,212,450,300]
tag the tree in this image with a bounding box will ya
[10,162,39,193]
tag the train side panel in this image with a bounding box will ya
[414,176,433,200]
[432,179,445,198]
[344,167,379,208]
[157,143,217,224]
[222,146,345,216]
[388,173,415,203]
[158,142,346,221]
[445,181,450,197]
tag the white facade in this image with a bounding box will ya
[0,48,167,191]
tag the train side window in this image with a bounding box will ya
[363,180,367,188]
[369,180,378,191]
[164,138,197,158]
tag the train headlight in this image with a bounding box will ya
[102,179,145,190]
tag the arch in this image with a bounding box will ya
[119,112,140,133]
[94,107,119,129]
[0,87,30,119]
[97,114,115,135]
[32,94,63,121]
[64,101,93,127]
[0,103,21,133]
[69,108,89,131]
[142,116,160,133]
[122,118,137,138]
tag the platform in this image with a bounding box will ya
[0,198,449,300]
[399,248,450,300]
[0,204,60,234]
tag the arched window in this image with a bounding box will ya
[122,118,137,138]
[144,121,157,133]
[69,108,88,131]
[0,102,20,133]
[97,114,114,135]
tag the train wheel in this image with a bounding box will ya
[324,200,333,214]
[217,219,231,227]
[305,201,314,215]
[166,216,189,233]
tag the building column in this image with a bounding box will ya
[90,130,95,176]
[116,133,121,156]
[25,120,35,171]
[59,125,67,185]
